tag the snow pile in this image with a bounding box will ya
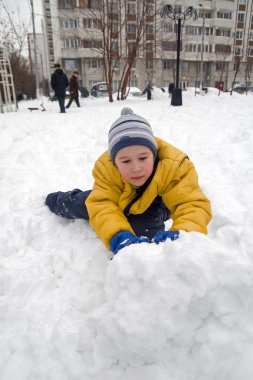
[0,90,253,380]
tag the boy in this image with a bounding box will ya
[46,108,212,254]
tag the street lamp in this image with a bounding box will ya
[199,4,205,91]
[161,5,198,106]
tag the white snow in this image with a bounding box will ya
[1,88,253,380]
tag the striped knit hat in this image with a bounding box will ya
[108,108,158,163]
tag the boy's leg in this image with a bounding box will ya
[45,189,91,219]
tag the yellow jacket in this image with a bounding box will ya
[86,137,212,249]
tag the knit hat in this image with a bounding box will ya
[108,108,158,163]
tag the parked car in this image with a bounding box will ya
[90,82,108,97]
[232,84,253,93]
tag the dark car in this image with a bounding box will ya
[233,84,253,93]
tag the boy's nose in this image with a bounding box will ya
[132,162,141,172]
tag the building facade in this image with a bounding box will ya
[43,0,253,93]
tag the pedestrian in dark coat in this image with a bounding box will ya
[50,63,69,113]
[168,82,175,98]
[143,82,153,100]
[66,71,80,108]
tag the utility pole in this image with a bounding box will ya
[30,0,40,99]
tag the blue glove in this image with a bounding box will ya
[110,231,149,254]
[152,230,179,244]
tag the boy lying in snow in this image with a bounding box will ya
[45,107,212,254]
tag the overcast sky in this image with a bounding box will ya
[2,0,43,33]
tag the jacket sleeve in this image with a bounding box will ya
[161,158,212,234]
[85,160,135,250]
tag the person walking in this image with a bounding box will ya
[143,81,153,100]
[66,71,80,108]
[50,63,69,113]
[168,82,175,98]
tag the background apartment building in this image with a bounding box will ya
[43,0,253,93]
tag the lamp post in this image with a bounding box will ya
[161,5,198,106]
[199,4,205,91]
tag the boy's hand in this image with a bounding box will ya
[152,231,179,244]
[110,231,149,254]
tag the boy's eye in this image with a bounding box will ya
[122,160,130,164]
[139,157,147,160]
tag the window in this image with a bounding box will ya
[163,23,173,33]
[249,32,253,40]
[111,40,118,51]
[216,62,225,71]
[185,26,213,36]
[236,31,243,39]
[235,47,241,55]
[146,43,153,52]
[58,0,76,8]
[146,5,154,15]
[130,79,138,88]
[82,40,102,49]
[217,28,231,37]
[163,60,173,70]
[83,18,99,29]
[238,13,245,22]
[239,0,246,4]
[146,24,153,34]
[109,2,118,13]
[60,18,79,28]
[112,59,120,68]
[64,59,78,70]
[88,59,101,68]
[146,59,153,69]
[185,26,195,35]
[128,24,136,33]
[162,41,176,51]
[112,23,118,32]
[181,62,189,72]
[127,3,136,14]
[185,44,197,53]
[215,44,231,54]
[62,38,80,48]
[248,48,253,56]
[217,11,232,19]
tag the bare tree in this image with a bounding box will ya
[0,1,36,98]
[79,0,162,101]
[215,43,231,95]
[230,55,241,95]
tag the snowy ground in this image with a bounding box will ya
[1,88,253,380]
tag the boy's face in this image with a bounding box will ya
[115,145,155,187]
